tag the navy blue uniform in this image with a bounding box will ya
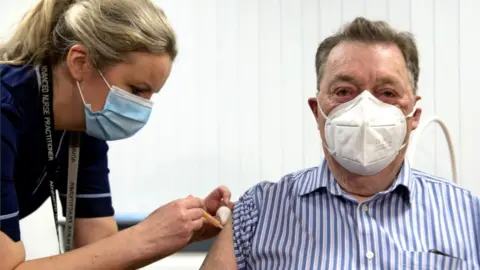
[0,64,114,242]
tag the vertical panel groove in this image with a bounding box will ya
[386,0,390,21]
[215,0,221,189]
[257,0,262,181]
[408,0,412,30]
[300,0,305,167]
[432,0,437,175]
[279,0,285,173]
[456,0,462,182]
[236,0,241,179]
[341,0,344,22]
[316,0,319,41]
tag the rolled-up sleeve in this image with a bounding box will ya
[472,195,480,262]
[57,134,114,218]
[232,184,265,269]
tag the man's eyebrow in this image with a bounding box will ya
[331,74,402,87]
[375,76,400,86]
[331,74,359,84]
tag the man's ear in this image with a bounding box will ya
[65,44,91,82]
[411,108,422,130]
[411,95,422,130]
[308,97,319,119]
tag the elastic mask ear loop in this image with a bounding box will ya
[398,106,417,151]
[317,103,336,155]
[406,106,416,118]
[318,103,330,121]
[97,70,112,89]
[76,81,87,105]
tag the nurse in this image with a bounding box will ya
[0,0,232,269]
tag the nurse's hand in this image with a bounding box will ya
[133,195,206,259]
[190,185,234,242]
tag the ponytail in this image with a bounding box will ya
[0,0,74,65]
[2,0,177,69]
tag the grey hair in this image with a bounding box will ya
[0,0,177,68]
[315,17,419,94]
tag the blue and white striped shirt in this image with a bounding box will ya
[232,159,480,270]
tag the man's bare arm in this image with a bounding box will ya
[200,218,237,270]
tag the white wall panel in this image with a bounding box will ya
[388,0,411,30]
[237,0,261,187]
[459,0,480,193]
[410,0,437,176]
[1,0,479,268]
[434,0,461,181]
[301,0,322,168]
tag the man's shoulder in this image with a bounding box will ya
[232,166,322,254]
[240,166,321,201]
[412,169,479,200]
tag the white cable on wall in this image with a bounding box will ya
[408,116,458,183]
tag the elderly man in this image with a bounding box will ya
[201,17,480,269]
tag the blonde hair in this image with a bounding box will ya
[0,0,177,68]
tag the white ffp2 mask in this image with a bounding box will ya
[319,91,415,176]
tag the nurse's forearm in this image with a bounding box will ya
[14,226,158,270]
[74,217,119,248]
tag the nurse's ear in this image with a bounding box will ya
[65,44,91,82]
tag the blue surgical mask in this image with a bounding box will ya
[76,72,153,141]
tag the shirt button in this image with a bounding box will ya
[361,204,369,213]
[366,251,374,260]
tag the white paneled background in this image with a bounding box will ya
[1,0,479,269]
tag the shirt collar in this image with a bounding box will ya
[298,158,417,204]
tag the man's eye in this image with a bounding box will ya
[335,88,352,96]
[381,91,395,97]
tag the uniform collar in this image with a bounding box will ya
[298,158,416,205]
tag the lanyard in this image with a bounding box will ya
[38,63,81,253]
